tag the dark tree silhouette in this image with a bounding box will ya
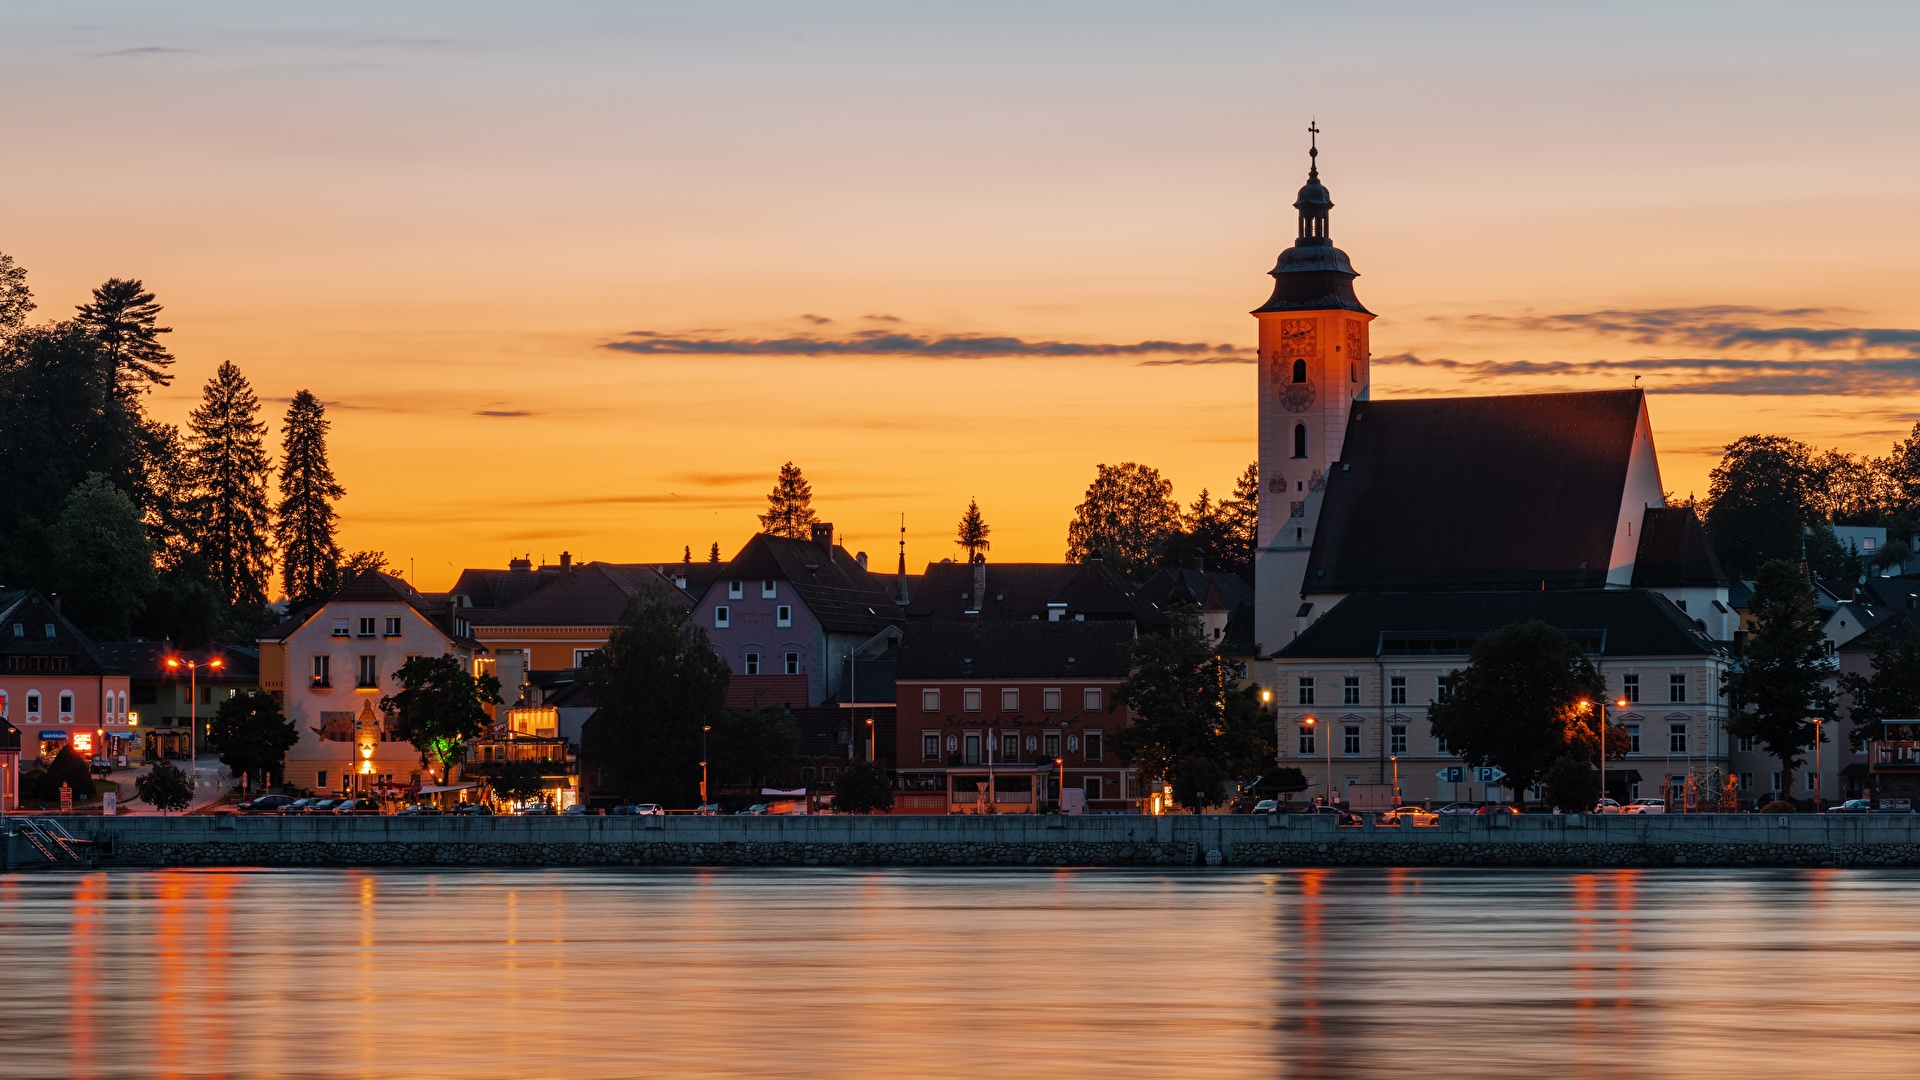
[341,550,388,577]
[759,461,819,538]
[208,690,300,789]
[1065,462,1181,575]
[74,277,174,398]
[135,759,195,814]
[49,473,156,639]
[275,390,345,603]
[708,542,721,563]
[955,498,991,563]
[1426,621,1607,807]
[1115,604,1275,811]
[581,584,732,805]
[380,654,501,783]
[833,761,895,814]
[188,361,274,608]
[0,249,33,333]
[1725,560,1836,788]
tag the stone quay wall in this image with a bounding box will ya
[41,812,1920,869]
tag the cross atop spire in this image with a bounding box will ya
[1307,119,1320,176]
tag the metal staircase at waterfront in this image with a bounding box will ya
[3,818,95,868]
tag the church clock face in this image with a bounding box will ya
[1279,318,1317,357]
[1278,377,1316,413]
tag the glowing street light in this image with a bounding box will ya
[165,654,223,797]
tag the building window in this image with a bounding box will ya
[1626,725,1641,754]
[1084,688,1103,711]
[384,617,402,637]
[1771,771,1784,793]
[1389,676,1406,706]
[1737,736,1754,752]
[1085,732,1103,760]
[1669,673,1687,704]
[776,605,792,627]
[317,770,328,789]
[1436,675,1452,703]
[1669,723,1688,755]
[1805,771,1818,793]
[714,605,730,628]
[1434,733,1449,755]
[1343,677,1360,706]
[1292,423,1307,459]
[1292,358,1307,383]
[963,688,983,712]
[312,655,332,688]
[744,652,761,676]
[1297,677,1316,706]
[1390,725,1407,755]
[1043,688,1062,711]
[25,691,39,716]
[1343,725,1361,756]
[1044,731,1061,758]
[921,689,940,712]
[783,652,800,676]
[923,733,940,761]
[728,580,744,599]
[761,579,777,598]
[1739,772,1753,791]
[332,618,350,638]
[357,656,379,688]
[358,617,376,638]
[1622,673,1640,703]
[1084,776,1102,800]
[59,691,74,716]
[1298,726,1316,755]
[1002,688,1019,712]
[573,649,598,668]
[1002,732,1020,760]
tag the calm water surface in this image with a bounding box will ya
[1,866,1915,1078]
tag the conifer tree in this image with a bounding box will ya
[708,542,721,563]
[0,250,33,335]
[275,390,344,603]
[1218,461,1261,581]
[683,544,692,564]
[188,361,274,608]
[955,498,992,563]
[74,278,174,398]
[759,462,819,539]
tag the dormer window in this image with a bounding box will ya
[761,579,777,598]
[45,623,55,638]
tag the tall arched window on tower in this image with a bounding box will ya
[1292,423,1307,459]
[1292,359,1307,383]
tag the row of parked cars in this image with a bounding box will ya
[232,795,380,815]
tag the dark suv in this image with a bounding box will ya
[235,794,295,815]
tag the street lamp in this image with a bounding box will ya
[1054,756,1064,814]
[866,718,875,763]
[1303,715,1328,806]
[700,723,711,809]
[1812,716,1825,811]
[165,654,224,797]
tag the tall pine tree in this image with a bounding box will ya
[74,278,174,399]
[188,361,274,608]
[275,389,344,604]
[955,498,991,563]
[0,249,33,335]
[759,462,819,538]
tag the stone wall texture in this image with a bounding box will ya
[34,812,1920,869]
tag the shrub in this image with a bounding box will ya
[833,761,895,814]
[23,746,97,803]
[1761,799,1797,814]
[135,760,195,813]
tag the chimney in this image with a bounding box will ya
[856,551,868,571]
[812,522,834,554]
[509,556,532,573]
[560,551,572,573]
[972,557,986,610]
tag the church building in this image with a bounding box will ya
[1252,133,1738,808]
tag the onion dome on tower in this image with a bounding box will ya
[1253,125,1371,315]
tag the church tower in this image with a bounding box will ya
[1253,127,1374,653]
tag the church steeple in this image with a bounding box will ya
[1254,125,1369,315]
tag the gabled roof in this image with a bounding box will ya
[1273,589,1721,660]
[447,563,564,612]
[895,620,1135,680]
[1631,506,1728,588]
[478,563,688,628]
[722,534,902,635]
[1305,389,1645,594]
[92,641,261,683]
[1138,568,1255,614]
[0,589,126,676]
[258,570,481,648]
[1841,608,1920,652]
[904,561,1165,628]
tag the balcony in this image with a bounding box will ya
[1872,743,1920,771]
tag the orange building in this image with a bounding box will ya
[0,589,134,803]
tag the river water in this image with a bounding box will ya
[1,866,1914,1078]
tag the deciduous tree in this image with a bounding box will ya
[187,361,274,608]
[1724,560,1835,791]
[49,473,156,640]
[0,249,33,334]
[708,705,801,793]
[580,583,732,804]
[759,461,818,539]
[135,759,195,814]
[1841,627,1920,752]
[208,690,299,789]
[1426,621,1606,807]
[833,761,894,813]
[1114,605,1274,811]
[275,390,345,604]
[380,654,502,783]
[1065,461,1181,575]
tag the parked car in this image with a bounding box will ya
[1434,803,1480,816]
[1624,798,1667,815]
[1300,805,1359,825]
[1380,805,1438,826]
[235,794,295,815]
[517,802,555,816]
[634,803,665,816]
[1252,799,1280,815]
[1474,803,1521,816]
[562,803,590,816]
[453,802,493,816]
[329,799,381,815]
[395,803,442,816]
[737,804,770,815]
[1831,799,1873,814]
[696,803,722,816]
[1592,798,1624,814]
[302,799,342,815]
[278,798,320,815]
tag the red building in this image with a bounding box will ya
[892,620,1136,814]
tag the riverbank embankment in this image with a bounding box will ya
[29,812,1920,869]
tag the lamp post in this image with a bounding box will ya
[165,654,224,799]
[1054,756,1064,814]
[865,718,875,763]
[1302,715,1323,806]
[1812,716,1825,811]
[700,723,711,809]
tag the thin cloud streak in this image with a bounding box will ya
[1378,352,1920,396]
[1452,306,1920,358]
[604,329,1251,361]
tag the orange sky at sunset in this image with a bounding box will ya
[6,3,1918,593]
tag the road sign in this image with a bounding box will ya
[1437,767,1465,783]
[1474,767,1507,784]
